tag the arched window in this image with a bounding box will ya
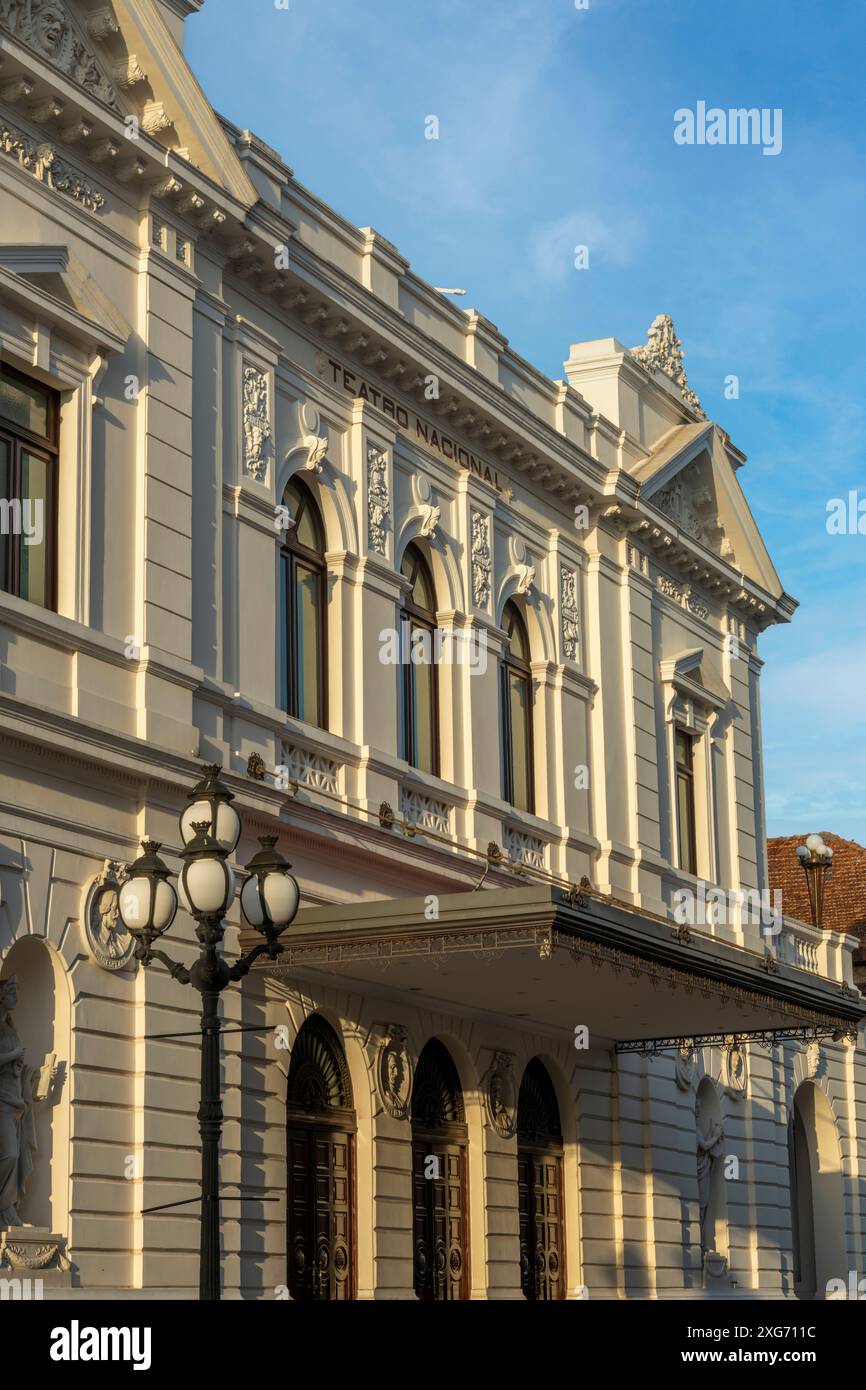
[280,477,326,727]
[411,1039,468,1300]
[399,543,438,775]
[517,1059,565,1300]
[286,1015,355,1300]
[500,600,533,812]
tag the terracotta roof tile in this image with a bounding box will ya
[767,833,866,961]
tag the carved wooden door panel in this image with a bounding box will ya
[288,1127,354,1300]
[518,1149,564,1300]
[412,1141,467,1300]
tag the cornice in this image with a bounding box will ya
[0,264,127,354]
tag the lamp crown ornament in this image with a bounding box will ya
[795,832,833,931]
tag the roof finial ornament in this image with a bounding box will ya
[631,314,705,419]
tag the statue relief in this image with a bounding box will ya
[696,1111,724,1255]
[484,1051,516,1139]
[0,0,120,109]
[378,1026,412,1120]
[0,977,55,1228]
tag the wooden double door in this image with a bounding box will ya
[411,1136,468,1300]
[287,1121,354,1301]
[517,1145,564,1299]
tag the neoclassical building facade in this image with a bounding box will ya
[0,0,863,1300]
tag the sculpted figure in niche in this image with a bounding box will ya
[696,1112,724,1254]
[0,977,53,1227]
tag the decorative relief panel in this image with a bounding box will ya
[560,567,579,660]
[723,1041,747,1100]
[378,1024,412,1120]
[283,743,340,795]
[295,400,328,473]
[655,480,701,541]
[657,573,683,603]
[508,536,535,595]
[656,570,712,623]
[242,364,271,482]
[685,591,709,620]
[470,510,491,610]
[483,1051,517,1139]
[410,474,440,538]
[0,118,105,211]
[504,826,545,870]
[400,787,451,837]
[0,0,121,109]
[80,860,135,972]
[367,445,389,554]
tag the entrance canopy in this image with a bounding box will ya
[253,885,864,1048]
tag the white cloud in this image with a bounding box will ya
[529,209,642,281]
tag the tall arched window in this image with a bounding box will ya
[517,1058,565,1300]
[411,1039,468,1300]
[500,600,533,812]
[280,477,326,727]
[286,1014,355,1300]
[399,543,438,775]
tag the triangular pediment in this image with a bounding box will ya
[640,424,784,599]
[0,0,256,206]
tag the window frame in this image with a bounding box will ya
[675,726,698,876]
[0,361,59,611]
[398,542,440,777]
[500,600,534,814]
[279,477,327,730]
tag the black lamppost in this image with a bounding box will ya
[795,832,833,930]
[116,765,300,1301]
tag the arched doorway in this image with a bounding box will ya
[286,1015,355,1300]
[789,1081,846,1299]
[411,1039,468,1300]
[517,1058,565,1299]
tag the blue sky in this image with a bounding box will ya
[188,0,866,841]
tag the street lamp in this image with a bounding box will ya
[117,764,300,1301]
[795,833,833,930]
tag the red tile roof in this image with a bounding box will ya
[767,833,866,959]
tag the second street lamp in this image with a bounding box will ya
[117,765,301,1301]
[796,832,833,931]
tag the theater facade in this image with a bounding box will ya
[0,0,864,1301]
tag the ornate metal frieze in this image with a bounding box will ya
[367,445,389,554]
[80,859,135,972]
[470,510,491,610]
[560,566,579,660]
[400,787,451,837]
[242,364,271,482]
[283,743,340,794]
[630,313,705,418]
[0,0,120,109]
[0,118,105,210]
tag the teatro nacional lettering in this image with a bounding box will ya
[323,357,504,492]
